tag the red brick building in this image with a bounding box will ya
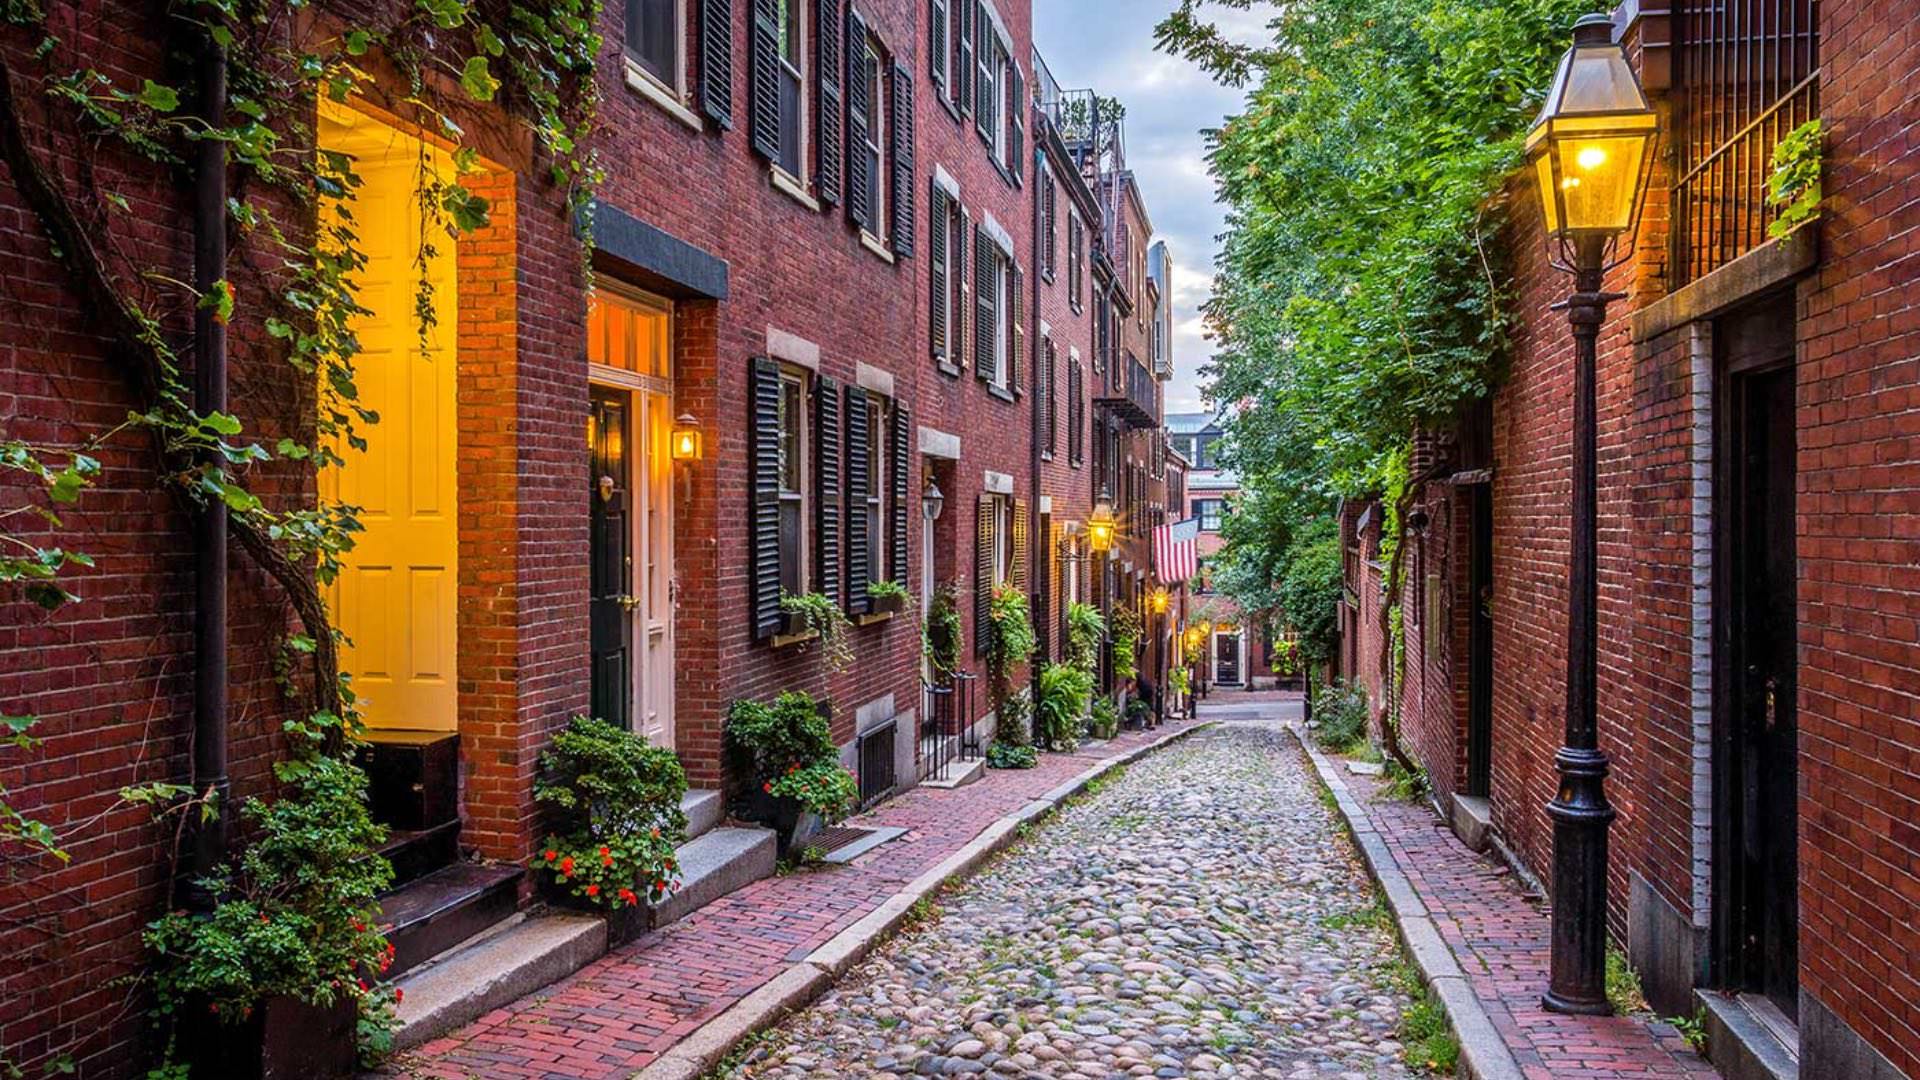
[0,0,1184,1074]
[1368,3,1920,1077]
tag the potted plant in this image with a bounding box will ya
[1035,662,1093,752]
[924,582,964,678]
[530,716,688,942]
[866,578,911,616]
[779,591,854,670]
[727,691,858,854]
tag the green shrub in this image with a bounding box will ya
[767,759,860,821]
[1065,602,1105,673]
[1035,662,1092,751]
[533,716,688,909]
[924,582,964,677]
[985,584,1036,688]
[1312,679,1369,752]
[727,692,859,822]
[986,741,1038,769]
[1088,696,1121,741]
[1109,604,1143,680]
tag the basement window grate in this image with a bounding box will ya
[856,718,898,808]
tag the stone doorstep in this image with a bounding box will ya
[681,788,724,841]
[1699,990,1800,1080]
[1450,793,1492,853]
[919,755,986,789]
[633,720,1218,1080]
[391,912,608,1051]
[391,821,776,1051]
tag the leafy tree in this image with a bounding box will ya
[1275,524,1342,668]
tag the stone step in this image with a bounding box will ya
[391,912,607,1051]
[920,754,986,789]
[375,818,462,889]
[379,862,522,979]
[681,787,724,841]
[648,826,777,929]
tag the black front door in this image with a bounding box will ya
[589,390,632,729]
[1215,633,1241,685]
[1466,485,1494,797]
[1715,303,1798,1020]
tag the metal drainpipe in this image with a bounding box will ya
[1029,133,1045,686]
[184,29,230,912]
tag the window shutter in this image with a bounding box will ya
[844,385,871,615]
[816,0,843,205]
[1068,359,1083,465]
[1009,63,1025,181]
[699,0,735,128]
[1011,498,1028,594]
[749,0,780,160]
[749,357,783,639]
[843,9,870,228]
[1045,338,1058,454]
[953,206,969,369]
[973,227,995,383]
[929,0,947,90]
[1043,178,1056,278]
[973,22,993,141]
[955,0,973,115]
[891,403,910,587]
[890,64,915,258]
[974,495,992,657]
[815,374,843,607]
[929,183,948,363]
[1008,262,1023,396]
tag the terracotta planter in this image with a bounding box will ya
[178,992,357,1079]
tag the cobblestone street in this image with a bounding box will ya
[728,721,1418,1080]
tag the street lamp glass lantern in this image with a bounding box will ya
[1526,14,1657,255]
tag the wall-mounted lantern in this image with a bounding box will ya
[922,478,945,522]
[1088,502,1116,553]
[670,413,703,462]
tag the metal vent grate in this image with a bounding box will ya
[856,718,897,808]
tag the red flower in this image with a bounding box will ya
[649,827,661,839]
[560,856,575,875]
[357,978,369,992]
[602,855,614,867]
[763,782,774,793]
[598,846,610,857]
[585,884,600,897]
[544,849,558,862]
[395,988,405,1004]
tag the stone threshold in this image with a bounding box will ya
[631,719,1219,1080]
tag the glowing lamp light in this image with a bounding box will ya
[1525,14,1658,263]
[1087,503,1117,553]
[670,413,703,461]
[1151,587,1170,614]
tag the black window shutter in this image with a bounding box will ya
[891,403,910,587]
[1043,179,1056,277]
[844,9,870,229]
[929,184,948,363]
[954,206,969,369]
[698,0,735,128]
[929,0,947,90]
[816,0,844,205]
[1068,359,1083,465]
[1045,338,1058,453]
[1009,262,1023,395]
[1009,63,1025,180]
[749,0,780,159]
[955,0,973,115]
[973,227,994,383]
[974,495,993,657]
[1011,498,1028,594]
[749,357,783,639]
[973,20,993,141]
[815,374,844,607]
[844,385,872,615]
[890,64,915,257]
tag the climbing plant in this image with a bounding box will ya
[0,0,604,1068]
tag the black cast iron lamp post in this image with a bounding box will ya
[1525,11,1658,1017]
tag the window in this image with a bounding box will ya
[948,199,968,365]
[1196,557,1214,594]
[1067,354,1084,467]
[1197,498,1223,532]
[859,36,886,237]
[931,184,965,369]
[1042,336,1057,458]
[929,0,949,91]
[990,495,1013,586]
[777,368,810,594]
[866,396,889,582]
[1041,171,1056,280]
[975,13,996,145]
[776,0,805,177]
[626,0,679,87]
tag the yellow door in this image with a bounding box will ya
[319,101,459,731]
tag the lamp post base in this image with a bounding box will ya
[1543,745,1617,1015]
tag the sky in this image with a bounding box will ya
[1032,1,1274,414]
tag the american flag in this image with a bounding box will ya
[1154,517,1200,585]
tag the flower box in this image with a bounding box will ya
[178,992,357,1079]
[869,592,907,616]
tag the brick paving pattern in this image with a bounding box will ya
[387,719,1197,1079]
[1340,762,1718,1080]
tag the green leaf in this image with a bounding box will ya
[344,28,372,55]
[459,55,499,101]
[137,79,179,113]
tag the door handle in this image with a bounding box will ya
[1763,675,1779,730]
[618,594,641,612]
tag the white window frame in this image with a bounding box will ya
[769,0,813,200]
[861,36,888,243]
[991,494,1013,587]
[777,367,812,594]
[990,247,1010,391]
[866,395,890,583]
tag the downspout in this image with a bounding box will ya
[184,28,229,911]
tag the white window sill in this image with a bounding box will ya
[624,62,703,133]
[770,167,820,212]
[859,230,896,263]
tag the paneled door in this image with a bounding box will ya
[588,289,675,749]
[318,100,459,732]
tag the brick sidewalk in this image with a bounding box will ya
[1340,765,1717,1080]
[387,718,1198,1079]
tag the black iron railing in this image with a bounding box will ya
[918,672,981,783]
[1670,0,1820,285]
[1096,350,1157,428]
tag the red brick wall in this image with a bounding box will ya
[1396,436,1468,807]
[1795,0,1920,1067]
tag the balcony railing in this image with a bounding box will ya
[1096,350,1157,428]
[1669,0,1820,286]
